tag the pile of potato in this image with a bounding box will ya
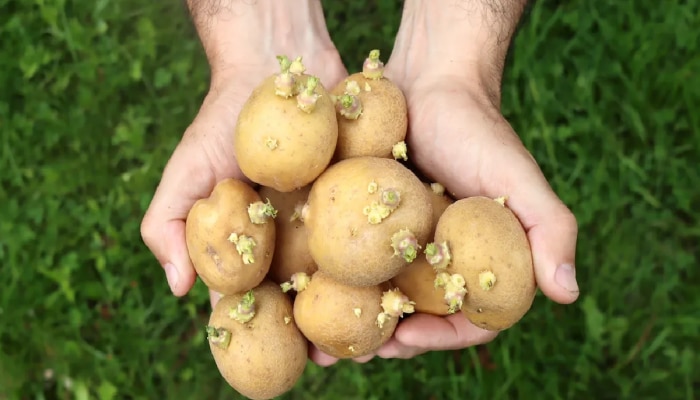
[185,51,537,400]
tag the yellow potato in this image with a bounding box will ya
[207,281,307,400]
[434,196,537,331]
[330,69,407,160]
[304,156,433,287]
[234,58,338,192]
[186,178,275,295]
[258,185,318,283]
[390,182,455,315]
[292,271,413,358]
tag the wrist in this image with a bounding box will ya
[187,0,338,84]
[388,0,527,103]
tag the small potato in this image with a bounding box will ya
[434,196,536,331]
[331,50,407,161]
[292,271,413,359]
[390,257,449,316]
[258,185,318,283]
[186,179,275,295]
[304,156,433,287]
[207,281,308,400]
[391,182,455,316]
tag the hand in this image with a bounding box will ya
[140,36,347,299]
[362,71,579,360]
[311,0,579,364]
[311,73,579,365]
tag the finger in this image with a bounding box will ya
[375,338,424,360]
[352,354,375,363]
[394,313,498,351]
[140,137,218,296]
[501,154,580,305]
[308,345,339,367]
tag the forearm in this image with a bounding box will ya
[186,0,335,78]
[390,0,527,97]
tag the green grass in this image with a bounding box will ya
[1,0,698,399]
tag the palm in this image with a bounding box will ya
[400,78,540,203]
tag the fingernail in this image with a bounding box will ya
[164,263,179,292]
[555,264,579,293]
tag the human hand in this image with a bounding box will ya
[311,1,579,365]
[140,1,347,300]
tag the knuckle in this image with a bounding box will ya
[560,207,579,236]
[139,210,158,248]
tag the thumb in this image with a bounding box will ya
[141,123,241,296]
[505,156,580,304]
[140,139,212,296]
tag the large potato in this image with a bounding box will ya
[186,178,275,295]
[303,156,433,287]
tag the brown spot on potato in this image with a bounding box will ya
[206,244,222,269]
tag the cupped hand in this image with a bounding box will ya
[140,52,348,300]
[311,62,580,366]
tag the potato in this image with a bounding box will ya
[424,182,454,237]
[303,156,434,287]
[207,281,308,400]
[186,178,275,295]
[433,196,536,331]
[391,182,455,315]
[389,257,450,316]
[258,185,318,284]
[330,50,408,161]
[233,56,338,192]
[292,271,413,358]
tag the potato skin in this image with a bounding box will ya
[435,196,536,331]
[304,156,433,287]
[258,185,318,283]
[186,179,275,295]
[234,74,338,192]
[331,73,407,160]
[293,271,397,358]
[208,281,308,400]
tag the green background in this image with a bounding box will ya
[1,0,698,399]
